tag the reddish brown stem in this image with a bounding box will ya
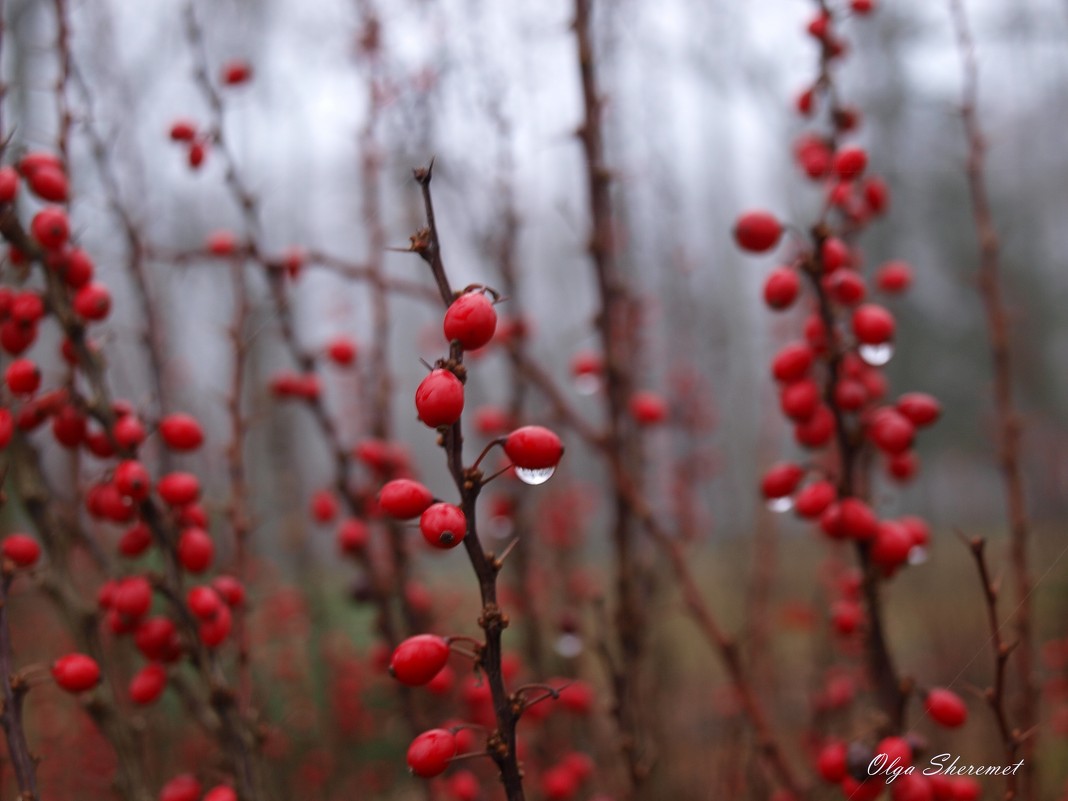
[0,564,40,801]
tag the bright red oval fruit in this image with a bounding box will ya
[419,503,467,549]
[444,292,498,351]
[204,787,238,801]
[504,426,564,470]
[781,378,821,421]
[897,392,941,427]
[6,358,41,395]
[160,774,201,801]
[115,576,153,619]
[157,472,200,506]
[31,207,70,250]
[761,463,804,499]
[2,534,41,567]
[52,653,101,693]
[852,304,895,344]
[28,165,68,202]
[816,740,847,782]
[337,518,369,553]
[876,260,912,293]
[390,634,450,686]
[159,414,204,451]
[407,729,457,777]
[833,146,868,180]
[838,498,878,540]
[326,336,358,366]
[925,687,968,728]
[129,663,167,705]
[115,460,151,501]
[733,210,783,253]
[794,481,836,518]
[871,521,913,569]
[763,267,800,310]
[629,391,668,425]
[415,369,465,428]
[771,342,814,383]
[380,479,434,519]
[177,528,214,573]
[869,408,915,454]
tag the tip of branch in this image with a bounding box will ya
[413,157,435,185]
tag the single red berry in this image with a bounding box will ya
[887,450,919,482]
[925,688,968,728]
[62,248,95,288]
[876,260,912,293]
[629,391,668,425]
[188,141,207,169]
[390,634,450,686]
[771,342,814,383]
[951,778,981,801]
[781,378,821,421]
[820,237,852,272]
[6,359,41,395]
[0,166,19,202]
[824,270,867,305]
[853,304,895,344]
[542,766,579,801]
[875,736,912,767]
[221,60,253,85]
[52,653,101,692]
[869,408,915,454]
[407,729,457,777]
[445,771,480,801]
[19,152,63,178]
[115,576,153,619]
[863,175,889,214]
[380,479,434,519]
[177,528,214,573]
[326,336,358,366]
[187,585,222,620]
[830,600,863,634]
[169,120,198,142]
[795,86,815,116]
[761,463,804,499]
[119,522,152,558]
[474,405,512,435]
[415,369,465,428]
[794,481,836,518]
[444,292,498,350]
[135,617,179,662]
[1,320,36,355]
[157,472,200,506]
[419,503,466,549]
[504,426,564,470]
[30,207,70,250]
[834,378,868,411]
[114,460,151,501]
[852,0,876,14]
[199,603,232,647]
[795,405,835,448]
[72,282,111,321]
[337,518,369,553]
[114,414,147,450]
[807,11,831,39]
[2,534,41,567]
[158,413,204,451]
[833,146,868,180]
[129,663,167,705]
[871,521,913,569]
[204,788,237,801]
[897,392,941,427]
[816,740,848,782]
[28,165,68,202]
[207,230,237,256]
[160,774,202,801]
[311,490,339,523]
[763,267,800,310]
[838,498,878,540]
[733,210,783,253]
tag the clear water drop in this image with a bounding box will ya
[488,515,514,540]
[573,374,601,396]
[554,633,584,658]
[907,545,928,566]
[515,466,555,485]
[858,342,894,366]
[766,496,794,514]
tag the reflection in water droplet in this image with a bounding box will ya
[488,515,514,540]
[554,633,584,658]
[515,466,555,485]
[858,342,894,366]
[573,374,601,396]
[766,496,794,514]
[908,545,928,566]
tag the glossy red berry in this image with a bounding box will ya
[311,490,338,523]
[415,369,465,428]
[119,522,152,558]
[542,765,580,801]
[113,414,147,450]
[781,378,821,421]
[2,534,41,567]
[825,270,867,305]
[444,292,498,350]
[925,688,968,728]
[407,729,457,777]
[820,237,852,272]
[204,787,237,801]
[390,634,450,686]
[761,463,804,499]
[337,518,369,553]
[897,392,941,427]
[199,603,232,647]
[871,521,913,569]
[326,336,358,366]
[876,260,913,293]
[129,663,167,705]
[419,503,466,549]
[504,426,564,470]
[816,740,847,782]
[795,405,834,448]
[875,736,912,767]
[833,146,868,180]
[733,210,783,253]
[853,304,895,344]
[160,774,202,801]
[188,141,207,169]
[763,267,800,310]
[794,481,836,518]
[187,585,222,620]
[169,120,198,142]
[157,472,200,506]
[52,653,101,693]
[0,166,18,202]
[115,576,153,619]
[30,207,70,250]
[629,391,668,425]
[771,342,814,383]
[207,230,237,256]
[177,528,214,573]
[159,413,204,451]
[852,0,876,13]
[380,479,434,519]
[28,165,68,202]
[838,498,878,540]
[6,359,40,395]
[115,460,151,501]
[869,408,915,454]
[221,60,253,85]
[135,617,179,662]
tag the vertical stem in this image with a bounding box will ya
[0,570,40,801]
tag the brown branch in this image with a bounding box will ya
[948,3,1036,795]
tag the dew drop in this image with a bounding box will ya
[515,466,555,486]
[766,496,794,514]
[554,633,584,658]
[858,342,894,366]
[907,545,928,566]
[573,374,601,396]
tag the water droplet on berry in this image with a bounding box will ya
[515,466,555,485]
[907,545,928,565]
[766,496,794,513]
[858,342,894,366]
[554,633,584,658]
[573,374,601,396]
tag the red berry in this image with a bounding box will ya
[119,522,153,558]
[380,479,434,519]
[869,408,915,454]
[795,481,836,518]
[887,450,919,481]
[337,518,369,553]
[444,292,498,350]
[311,489,339,523]
[875,736,912,767]
[816,740,847,782]
[734,211,783,253]
[115,576,153,619]
[0,409,12,449]
[5,359,40,395]
[838,498,878,540]
[542,765,579,801]
[326,336,358,366]
[781,378,821,421]
[925,688,967,728]
[834,378,868,411]
[61,248,95,288]
[177,528,214,573]
[187,586,222,620]
[30,207,70,250]
[824,270,867,305]
[833,146,868,180]
[445,771,480,801]
[114,414,147,450]
[199,603,232,647]
[390,634,450,686]
[474,405,512,435]
[129,663,167,705]
[115,460,151,501]
[159,413,204,450]
[771,342,814,383]
[830,599,862,634]
[407,729,457,777]
[415,369,464,428]
[876,260,912,293]
[853,304,895,344]
[871,521,913,569]
[135,617,179,662]
[795,405,835,448]
[852,0,876,14]
[157,472,200,506]
[504,426,564,470]
[951,778,980,801]
[204,788,237,801]
[629,391,668,425]
[897,392,941,427]
[52,653,101,693]
[221,60,253,85]
[207,230,236,256]
[2,534,41,567]
[820,237,852,272]
[0,166,19,202]
[863,176,890,214]
[169,120,198,142]
[188,141,207,169]
[160,774,202,801]
[28,165,68,202]
[419,503,466,549]
[19,152,63,178]
[763,267,800,310]
[761,463,804,499]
